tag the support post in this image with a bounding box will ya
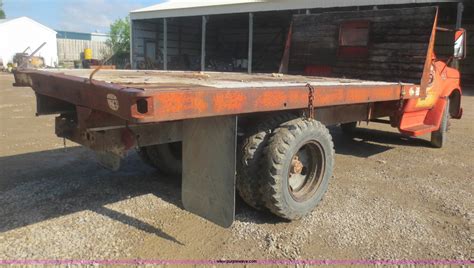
[248,12,253,74]
[129,20,134,68]
[305,9,310,15]
[201,16,207,72]
[456,2,463,29]
[163,18,168,70]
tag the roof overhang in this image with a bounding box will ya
[130,0,461,20]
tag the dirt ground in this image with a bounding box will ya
[0,72,472,261]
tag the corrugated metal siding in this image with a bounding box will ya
[132,17,202,70]
[132,12,291,71]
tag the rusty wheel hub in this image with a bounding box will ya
[291,156,304,174]
[288,141,325,202]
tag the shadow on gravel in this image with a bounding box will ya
[93,206,184,245]
[329,125,432,157]
[0,146,286,229]
[0,125,434,231]
[0,147,184,245]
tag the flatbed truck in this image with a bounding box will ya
[13,6,466,227]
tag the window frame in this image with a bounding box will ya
[338,20,371,58]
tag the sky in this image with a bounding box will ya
[3,0,163,33]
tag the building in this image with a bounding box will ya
[0,17,58,67]
[91,32,109,42]
[56,30,111,65]
[56,30,110,42]
[56,30,92,41]
[129,0,472,84]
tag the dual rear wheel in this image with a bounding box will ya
[238,116,334,220]
[137,115,335,220]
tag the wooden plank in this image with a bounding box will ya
[288,6,436,83]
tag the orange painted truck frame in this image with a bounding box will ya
[12,7,466,227]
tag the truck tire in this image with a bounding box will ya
[340,122,357,134]
[137,142,182,176]
[260,118,334,220]
[431,99,450,148]
[237,112,297,210]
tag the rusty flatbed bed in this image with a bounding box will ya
[15,69,417,124]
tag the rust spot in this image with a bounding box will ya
[213,91,246,113]
[121,128,135,150]
[255,90,287,109]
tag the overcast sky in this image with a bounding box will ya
[3,0,162,33]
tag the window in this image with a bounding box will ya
[338,21,370,58]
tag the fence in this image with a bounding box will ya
[57,39,111,62]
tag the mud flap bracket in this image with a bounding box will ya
[182,115,237,227]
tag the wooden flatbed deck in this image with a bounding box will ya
[15,69,418,123]
[46,69,405,90]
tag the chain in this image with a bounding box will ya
[306,83,315,119]
[398,83,406,112]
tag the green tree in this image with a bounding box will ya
[106,17,130,60]
[0,0,6,19]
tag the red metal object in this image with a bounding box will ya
[338,46,369,58]
[338,20,370,58]
[394,8,464,136]
[419,7,439,98]
[399,58,462,136]
[304,65,332,76]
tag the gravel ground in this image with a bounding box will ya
[0,72,472,261]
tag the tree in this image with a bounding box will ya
[106,17,130,61]
[0,0,6,19]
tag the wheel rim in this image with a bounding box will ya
[287,140,325,202]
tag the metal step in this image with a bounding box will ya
[400,124,437,136]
